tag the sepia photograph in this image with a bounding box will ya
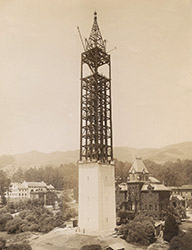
[0,0,192,249]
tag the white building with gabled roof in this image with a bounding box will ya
[6,181,55,202]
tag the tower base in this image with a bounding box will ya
[78,162,116,232]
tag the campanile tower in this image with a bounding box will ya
[78,12,116,232]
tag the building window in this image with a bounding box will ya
[106,217,108,222]
[87,176,89,181]
[145,205,147,210]
[155,204,157,210]
[149,205,152,210]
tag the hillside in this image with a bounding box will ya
[29,228,145,250]
[1,141,192,172]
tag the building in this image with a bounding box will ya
[170,185,192,208]
[117,157,171,220]
[6,181,55,205]
[78,12,116,232]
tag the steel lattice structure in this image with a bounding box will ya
[80,12,113,163]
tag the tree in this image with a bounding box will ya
[170,230,192,250]
[0,170,10,206]
[6,243,32,250]
[0,237,6,250]
[0,213,13,231]
[12,168,24,182]
[118,215,155,245]
[163,214,179,242]
[5,217,25,234]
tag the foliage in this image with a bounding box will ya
[6,243,32,250]
[0,213,13,231]
[114,160,132,184]
[3,198,76,234]
[163,214,179,242]
[0,237,6,250]
[0,170,10,206]
[12,168,24,182]
[169,230,192,250]
[117,210,130,224]
[118,215,155,246]
[5,217,26,234]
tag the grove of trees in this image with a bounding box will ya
[0,171,10,205]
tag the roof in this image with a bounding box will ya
[129,157,149,174]
[47,184,54,189]
[170,185,192,190]
[141,183,171,192]
[11,183,27,189]
[107,243,125,250]
[23,181,47,187]
[149,176,161,184]
[180,185,192,190]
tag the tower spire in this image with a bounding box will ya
[86,12,106,52]
[80,12,113,163]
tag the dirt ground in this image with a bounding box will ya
[30,228,147,250]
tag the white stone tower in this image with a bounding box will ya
[78,12,116,232]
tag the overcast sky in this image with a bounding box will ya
[0,0,192,155]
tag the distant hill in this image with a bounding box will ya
[1,141,192,173]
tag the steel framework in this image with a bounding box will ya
[80,12,113,163]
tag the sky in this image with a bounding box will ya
[0,0,192,155]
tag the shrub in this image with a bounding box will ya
[163,214,179,242]
[169,230,192,250]
[0,237,6,250]
[28,223,39,232]
[126,221,149,245]
[19,210,32,219]
[0,213,13,231]
[117,210,129,224]
[118,215,155,246]
[6,243,32,250]
[53,212,65,228]
[5,217,25,234]
[118,224,129,237]
[0,207,8,215]
[19,223,29,232]
[25,214,37,223]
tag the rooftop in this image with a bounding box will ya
[141,183,171,192]
[23,181,47,187]
[170,185,192,190]
[129,157,149,174]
